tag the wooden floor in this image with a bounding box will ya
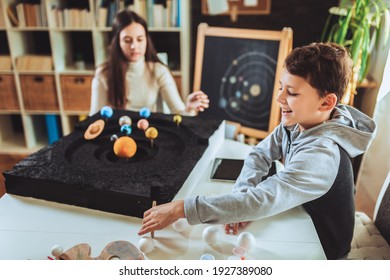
[0,154,375,218]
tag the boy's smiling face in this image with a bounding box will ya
[277,68,333,131]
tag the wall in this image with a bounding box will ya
[356,8,390,217]
[189,0,339,86]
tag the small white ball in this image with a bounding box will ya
[200,253,215,260]
[138,236,155,253]
[172,219,190,232]
[237,232,256,251]
[51,245,63,258]
[202,226,220,244]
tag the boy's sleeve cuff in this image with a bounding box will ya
[184,197,202,225]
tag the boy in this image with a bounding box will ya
[138,42,377,259]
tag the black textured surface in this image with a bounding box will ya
[4,110,221,218]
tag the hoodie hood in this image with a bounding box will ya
[289,104,377,158]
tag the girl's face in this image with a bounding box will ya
[119,22,147,62]
[276,68,327,131]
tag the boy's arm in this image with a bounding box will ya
[232,125,284,193]
[184,138,340,226]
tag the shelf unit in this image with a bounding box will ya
[0,0,190,154]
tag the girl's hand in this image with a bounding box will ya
[185,91,209,113]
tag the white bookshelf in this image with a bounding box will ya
[0,0,190,154]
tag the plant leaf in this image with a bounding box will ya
[335,8,353,43]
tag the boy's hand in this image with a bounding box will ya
[224,222,249,235]
[138,200,185,236]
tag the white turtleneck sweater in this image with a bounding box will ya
[89,57,186,116]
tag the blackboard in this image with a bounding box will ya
[194,24,293,139]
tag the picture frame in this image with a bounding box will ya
[201,0,272,19]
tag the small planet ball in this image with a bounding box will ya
[137,119,149,130]
[173,114,182,124]
[138,236,155,253]
[120,124,132,135]
[139,107,151,118]
[113,136,137,158]
[237,232,256,252]
[100,106,113,118]
[250,84,261,97]
[51,245,63,258]
[202,226,220,245]
[119,115,132,126]
[145,127,158,139]
[110,134,118,142]
[200,254,215,260]
[172,219,190,232]
[173,115,183,125]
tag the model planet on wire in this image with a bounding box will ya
[137,119,149,130]
[113,136,137,158]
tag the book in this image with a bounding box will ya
[0,7,5,27]
[45,114,62,145]
[146,0,153,26]
[6,4,19,26]
[98,7,108,27]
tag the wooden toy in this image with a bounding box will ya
[52,241,144,260]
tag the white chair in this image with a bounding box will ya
[342,170,390,259]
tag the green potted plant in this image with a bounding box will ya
[321,0,389,104]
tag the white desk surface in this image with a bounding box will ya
[0,139,326,260]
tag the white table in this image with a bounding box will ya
[0,139,326,260]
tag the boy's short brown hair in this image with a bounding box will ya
[284,42,353,102]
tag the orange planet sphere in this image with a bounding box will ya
[113,136,137,158]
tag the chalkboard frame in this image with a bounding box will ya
[194,24,293,139]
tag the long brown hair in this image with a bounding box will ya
[102,10,161,108]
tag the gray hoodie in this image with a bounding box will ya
[184,104,376,259]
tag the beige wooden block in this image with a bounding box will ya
[16,55,53,71]
[0,56,12,71]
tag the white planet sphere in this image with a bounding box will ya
[237,232,256,251]
[202,226,220,244]
[138,236,155,253]
[200,253,215,260]
[51,245,63,258]
[172,218,190,232]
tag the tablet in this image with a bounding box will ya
[210,158,277,183]
[210,158,245,182]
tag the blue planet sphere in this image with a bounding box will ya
[120,124,132,135]
[139,107,151,118]
[100,106,113,118]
